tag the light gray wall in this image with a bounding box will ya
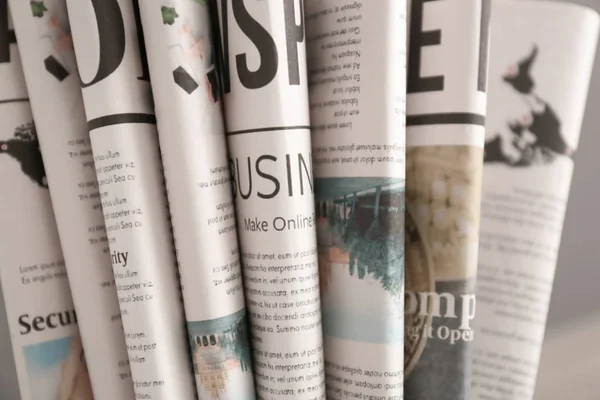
[1,0,599,399]
[545,0,600,333]
[0,284,18,399]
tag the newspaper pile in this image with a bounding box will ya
[0,1,597,399]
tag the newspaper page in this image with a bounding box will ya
[404,0,490,398]
[0,5,93,399]
[471,2,600,399]
[8,0,138,398]
[138,1,255,398]
[65,0,197,398]
[212,0,326,398]
[305,1,406,399]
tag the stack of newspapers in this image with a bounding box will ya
[0,0,597,399]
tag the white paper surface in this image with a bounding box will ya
[7,0,138,398]
[404,1,489,399]
[138,1,256,398]
[66,0,197,398]
[215,1,326,398]
[305,1,406,398]
[0,5,94,399]
[472,2,599,399]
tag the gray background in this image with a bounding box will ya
[1,0,600,398]
[543,0,600,333]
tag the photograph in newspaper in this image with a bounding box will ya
[187,310,253,399]
[23,335,93,400]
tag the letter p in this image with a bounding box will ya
[460,294,476,330]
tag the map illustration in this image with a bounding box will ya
[484,45,574,167]
[0,121,48,188]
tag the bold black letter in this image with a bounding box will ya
[236,157,252,200]
[46,313,57,329]
[215,0,231,94]
[58,310,75,326]
[229,157,237,198]
[44,56,70,81]
[80,0,126,88]
[132,0,150,82]
[232,0,277,89]
[283,0,303,85]
[478,0,491,92]
[256,155,280,199]
[32,316,45,331]
[407,0,443,93]
[286,154,293,197]
[18,314,31,335]
[298,152,313,195]
[0,0,16,64]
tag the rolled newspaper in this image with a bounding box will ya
[471,2,600,399]
[65,0,196,397]
[305,0,406,398]
[0,4,94,399]
[137,1,255,398]
[213,0,326,398]
[404,0,490,398]
[7,0,137,398]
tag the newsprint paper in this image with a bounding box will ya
[213,0,326,398]
[138,0,255,398]
[472,1,600,399]
[0,4,94,399]
[66,0,196,398]
[305,1,406,399]
[8,0,136,397]
[405,0,490,399]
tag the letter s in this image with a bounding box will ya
[18,314,31,335]
[232,0,278,89]
[256,155,280,199]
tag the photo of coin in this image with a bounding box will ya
[406,146,483,281]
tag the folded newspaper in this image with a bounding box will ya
[305,0,406,399]
[472,2,600,399]
[138,0,255,398]
[2,1,600,399]
[405,0,490,399]
[213,0,326,398]
[0,4,93,399]
[66,0,196,397]
[7,0,136,397]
